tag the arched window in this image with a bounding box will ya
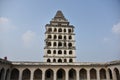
[58,42,62,47]
[69,50,72,55]
[48,28,52,32]
[69,59,73,62]
[58,59,62,63]
[58,50,62,54]
[54,35,57,39]
[68,43,72,47]
[54,28,57,32]
[10,68,19,80]
[64,59,67,62]
[69,36,72,39]
[69,69,76,80]
[22,69,31,80]
[47,50,51,54]
[53,59,56,62]
[45,69,53,80]
[53,42,57,46]
[58,28,62,32]
[48,35,52,39]
[47,59,51,62]
[90,68,97,80]
[108,69,112,79]
[64,36,66,40]
[114,68,120,80]
[79,69,87,80]
[47,42,51,46]
[68,29,71,33]
[64,43,66,47]
[58,35,62,39]
[57,69,65,79]
[34,69,42,80]
[64,50,66,55]
[100,69,106,79]
[53,50,56,54]
[64,29,66,32]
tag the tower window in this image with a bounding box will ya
[58,28,62,32]
[69,59,73,62]
[68,43,72,47]
[48,28,52,32]
[58,42,62,47]
[69,36,72,39]
[53,50,56,54]
[64,43,66,47]
[58,35,62,39]
[68,29,71,33]
[54,35,57,39]
[64,36,66,40]
[47,59,51,62]
[53,59,56,62]
[64,59,67,62]
[47,42,51,46]
[58,50,62,54]
[64,50,66,55]
[47,50,51,54]
[54,28,57,32]
[58,59,62,63]
[69,50,72,55]
[64,29,66,32]
[53,42,57,46]
[48,35,52,39]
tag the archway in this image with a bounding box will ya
[114,68,120,80]
[100,68,106,79]
[5,69,10,80]
[45,69,53,80]
[10,68,19,80]
[33,69,42,80]
[90,68,97,80]
[22,69,30,80]
[79,68,87,80]
[108,69,112,79]
[57,69,65,80]
[69,69,76,80]
[0,68,5,80]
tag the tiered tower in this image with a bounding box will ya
[44,10,76,63]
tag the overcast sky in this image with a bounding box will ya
[0,0,120,62]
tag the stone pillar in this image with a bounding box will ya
[76,69,79,80]
[19,69,23,80]
[106,69,110,80]
[42,70,45,80]
[65,69,69,80]
[87,69,90,80]
[54,70,56,80]
[30,70,34,80]
[97,69,100,80]
[112,69,117,80]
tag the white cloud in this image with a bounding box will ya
[0,17,16,32]
[112,22,120,34]
[22,30,36,47]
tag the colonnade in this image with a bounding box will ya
[0,67,120,80]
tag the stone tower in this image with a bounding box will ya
[44,10,76,63]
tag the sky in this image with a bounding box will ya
[0,0,120,62]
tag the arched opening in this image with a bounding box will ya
[54,35,57,39]
[53,59,56,62]
[58,28,62,32]
[64,43,66,47]
[64,36,66,40]
[48,28,52,32]
[64,59,67,62]
[54,28,57,32]
[48,35,52,39]
[90,68,97,80]
[47,59,51,62]
[64,50,66,55]
[47,42,51,46]
[64,29,66,32]
[10,68,19,80]
[68,43,72,47]
[58,50,62,54]
[69,69,76,80]
[100,69,106,79]
[68,29,71,33]
[53,42,57,46]
[69,59,73,62]
[79,69,87,80]
[0,68,5,80]
[57,69,65,80]
[33,69,42,80]
[69,36,72,39]
[58,42,62,47]
[22,69,30,80]
[45,69,53,80]
[5,69,10,80]
[58,35,62,39]
[114,68,120,80]
[47,50,51,54]
[58,59,62,63]
[108,69,112,79]
[53,50,56,54]
[69,50,72,55]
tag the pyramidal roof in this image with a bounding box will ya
[53,10,67,21]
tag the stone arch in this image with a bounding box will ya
[33,69,42,80]
[58,59,62,63]
[47,50,51,54]
[53,59,56,62]
[69,59,73,62]
[5,69,10,80]
[45,69,53,80]
[79,68,87,80]
[108,68,112,79]
[58,50,62,54]
[69,68,76,80]
[57,69,65,80]
[58,28,62,32]
[22,68,31,80]
[58,35,62,39]
[68,43,72,47]
[48,28,52,32]
[69,50,72,55]
[10,68,19,80]
[54,35,57,39]
[54,28,57,32]
[0,68,5,80]
[114,68,120,80]
[48,35,52,39]
[47,59,51,62]
[53,50,56,54]
[68,29,72,33]
[100,68,106,79]
[90,68,97,79]
[47,42,51,46]
[58,42,62,47]
[53,42,57,46]
[69,35,72,39]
